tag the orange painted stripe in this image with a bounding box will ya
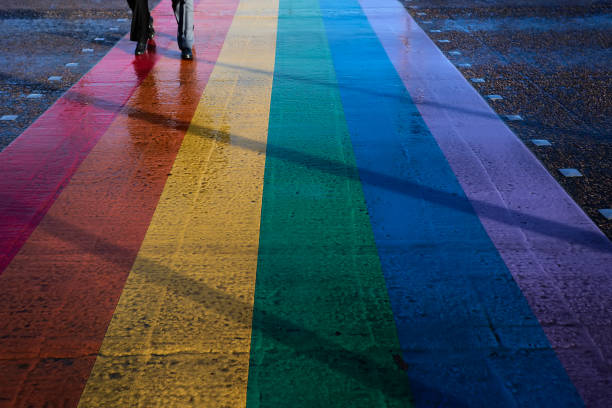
[0,13,158,276]
[0,0,240,406]
[78,0,279,404]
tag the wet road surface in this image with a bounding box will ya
[401,0,611,237]
[0,0,611,407]
[0,0,160,151]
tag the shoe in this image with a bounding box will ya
[135,41,147,55]
[148,17,155,39]
[181,48,193,60]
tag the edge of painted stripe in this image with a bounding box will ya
[0,2,169,274]
[77,0,278,405]
[358,0,612,405]
[0,1,241,406]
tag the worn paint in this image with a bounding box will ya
[0,0,609,406]
[0,0,239,406]
[245,0,412,406]
[77,0,278,406]
[324,0,585,406]
[0,35,151,275]
[360,0,611,405]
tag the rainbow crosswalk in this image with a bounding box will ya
[0,0,610,407]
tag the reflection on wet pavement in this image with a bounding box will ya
[0,0,610,407]
[0,1,161,151]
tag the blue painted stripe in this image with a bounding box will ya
[319,0,584,407]
[246,0,413,405]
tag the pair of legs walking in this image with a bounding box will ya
[127,0,194,59]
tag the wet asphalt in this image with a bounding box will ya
[401,0,611,238]
[0,0,610,238]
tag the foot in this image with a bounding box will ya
[181,48,193,60]
[148,17,155,39]
[135,41,147,56]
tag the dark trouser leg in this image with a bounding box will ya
[127,0,151,42]
[172,0,194,50]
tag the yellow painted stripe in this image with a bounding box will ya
[77,0,278,405]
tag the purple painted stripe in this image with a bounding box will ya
[358,0,612,406]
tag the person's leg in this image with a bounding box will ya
[128,0,150,42]
[128,0,154,54]
[172,0,194,58]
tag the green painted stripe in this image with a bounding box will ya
[246,0,413,406]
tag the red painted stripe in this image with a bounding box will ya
[0,8,163,276]
[0,0,240,406]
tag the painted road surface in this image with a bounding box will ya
[0,0,611,407]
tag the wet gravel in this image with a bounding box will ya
[0,0,160,151]
[402,0,612,238]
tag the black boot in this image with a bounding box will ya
[148,17,155,39]
[135,41,147,55]
[181,48,193,60]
